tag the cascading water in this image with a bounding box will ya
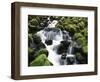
[36,19,77,65]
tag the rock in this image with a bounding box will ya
[57,41,70,54]
[36,42,46,50]
[60,41,70,46]
[45,40,53,45]
[67,57,75,65]
[33,34,41,44]
[57,44,66,54]
[60,53,67,65]
[61,53,67,59]
[30,54,53,66]
[28,48,35,65]
[28,34,33,47]
[76,53,86,64]
[73,44,82,54]
[35,48,49,57]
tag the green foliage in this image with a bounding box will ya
[30,54,53,66]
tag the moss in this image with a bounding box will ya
[30,54,53,66]
[44,60,53,66]
[29,18,39,26]
[30,54,46,66]
[35,48,49,58]
[82,46,88,55]
[28,48,35,55]
[77,37,86,46]
[73,33,83,40]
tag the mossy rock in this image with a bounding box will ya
[35,48,49,58]
[28,47,35,55]
[30,54,53,66]
[29,18,39,26]
[33,34,41,44]
[76,37,86,46]
[30,54,46,66]
[76,53,86,64]
[73,33,83,40]
[56,23,64,30]
[65,24,76,36]
[82,46,88,55]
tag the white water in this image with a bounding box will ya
[36,20,76,65]
[36,28,63,65]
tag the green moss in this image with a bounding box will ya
[73,33,83,40]
[30,54,46,66]
[82,46,88,55]
[35,48,48,58]
[28,48,35,55]
[30,54,53,66]
[30,18,39,26]
[76,37,86,46]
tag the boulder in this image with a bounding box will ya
[76,53,86,64]
[33,34,41,44]
[45,40,53,45]
[35,48,49,57]
[67,57,75,65]
[57,41,70,54]
[36,42,46,50]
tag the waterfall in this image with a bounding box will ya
[36,19,77,65]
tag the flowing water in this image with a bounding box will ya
[36,20,77,65]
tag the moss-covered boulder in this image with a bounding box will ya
[35,48,49,58]
[73,33,83,40]
[30,54,53,66]
[28,47,35,65]
[76,37,86,46]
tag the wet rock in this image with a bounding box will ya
[76,53,86,64]
[37,42,46,50]
[61,53,67,59]
[60,41,70,46]
[73,44,82,54]
[60,53,67,65]
[67,57,75,65]
[57,41,70,54]
[45,40,53,45]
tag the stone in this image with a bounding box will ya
[33,34,41,44]
[67,57,75,65]
[45,40,53,45]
